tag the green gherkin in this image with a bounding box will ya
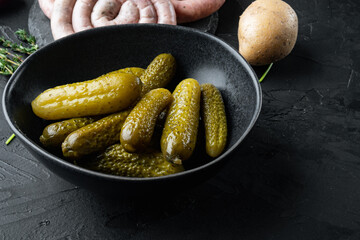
[79,144,184,177]
[161,78,201,165]
[39,67,145,150]
[201,84,227,157]
[119,67,145,78]
[40,117,95,148]
[62,110,131,158]
[31,71,141,120]
[121,88,172,152]
[140,53,176,96]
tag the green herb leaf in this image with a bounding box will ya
[15,29,37,46]
[1,29,37,76]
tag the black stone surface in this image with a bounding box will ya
[1,0,360,239]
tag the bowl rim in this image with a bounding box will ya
[2,23,262,182]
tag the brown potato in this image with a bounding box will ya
[238,0,298,66]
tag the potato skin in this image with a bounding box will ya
[238,0,298,66]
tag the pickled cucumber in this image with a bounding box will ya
[119,67,145,78]
[62,110,131,158]
[32,71,141,120]
[140,53,176,96]
[78,144,184,177]
[161,78,201,165]
[40,117,96,148]
[201,84,227,157]
[121,88,172,152]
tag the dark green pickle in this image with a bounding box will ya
[40,117,95,148]
[161,78,201,165]
[201,83,227,158]
[140,53,176,96]
[78,144,184,177]
[120,88,172,152]
[119,67,145,78]
[62,110,131,158]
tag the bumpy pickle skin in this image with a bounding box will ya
[119,67,145,78]
[62,110,131,158]
[31,71,141,120]
[140,53,176,96]
[78,144,184,177]
[201,84,227,157]
[40,117,96,148]
[121,88,173,152]
[161,78,201,165]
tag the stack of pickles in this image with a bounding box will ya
[31,53,227,178]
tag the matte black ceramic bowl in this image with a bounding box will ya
[2,24,261,196]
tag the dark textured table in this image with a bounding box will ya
[1,0,360,239]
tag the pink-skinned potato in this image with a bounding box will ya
[238,0,298,66]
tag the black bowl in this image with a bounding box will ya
[2,24,261,196]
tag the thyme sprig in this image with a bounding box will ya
[0,36,38,55]
[15,29,37,46]
[1,29,38,144]
[0,29,37,76]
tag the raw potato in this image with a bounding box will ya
[238,0,298,66]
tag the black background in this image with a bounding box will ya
[1,0,360,239]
